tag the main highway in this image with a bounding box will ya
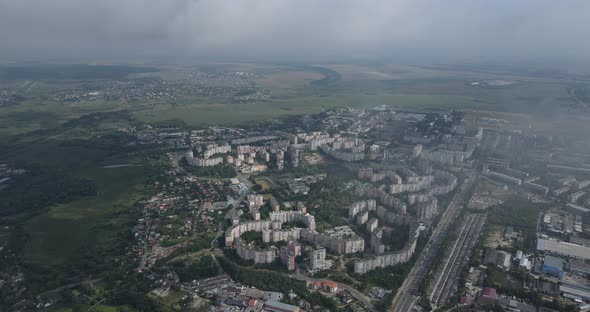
[390,174,477,312]
[428,213,486,309]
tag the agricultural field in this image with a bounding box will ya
[0,62,585,141]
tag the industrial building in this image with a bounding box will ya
[560,282,590,302]
[537,238,590,262]
[542,255,564,278]
[484,248,511,269]
[264,300,300,312]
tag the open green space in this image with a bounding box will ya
[132,93,475,125]
[24,165,153,267]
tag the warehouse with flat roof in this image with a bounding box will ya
[537,238,590,261]
[542,256,564,278]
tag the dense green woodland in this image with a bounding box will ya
[170,256,219,283]
[184,162,237,178]
[0,166,96,217]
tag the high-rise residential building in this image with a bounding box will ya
[310,247,326,271]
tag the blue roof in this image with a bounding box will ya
[544,255,564,269]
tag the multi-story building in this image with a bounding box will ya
[301,226,365,255]
[279,240,301,271]
[569,191,586,203]
[484,170,522,185]
[354,225,423,274]
[262,228,301,243]
[203,144,231,158]
[348,200,377,218]
[356,210,369,225]
[195,157,223,167]
[247,194,264,209]
[269,211,316,232]
[554,187,570,196]
[416,196,438,220]
[225,221,279,247]
[412,144,422,158]
[578,180,590,190]
[269,196,280,212]
[235,238,277,264]
[355,186,407,213]
[367,218,379,233]
[310,247,327,271]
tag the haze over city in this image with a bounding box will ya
[2,2,590,312]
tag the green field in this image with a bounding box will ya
[131,72,577,126]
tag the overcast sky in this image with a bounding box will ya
[1,0,589,65]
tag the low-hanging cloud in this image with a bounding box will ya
[1,0,589,64]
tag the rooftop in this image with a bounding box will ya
[264,300,299,312]
[482,287,497,299]
[543,255,564,269]
[538,238,590,261]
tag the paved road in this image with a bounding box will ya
[292,275,377,312]
[390,175,477,312]
[428,213,486,309]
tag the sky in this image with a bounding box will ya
[1,0,589,65]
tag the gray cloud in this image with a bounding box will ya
[0,0,589,65]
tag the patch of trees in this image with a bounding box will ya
[240,230,263,245]
[282,220,307,229]
[488,197,542,251]
[0,166,96,217]
[352,262,412,291]
[381,224,410,251]
[217,255,305,292]
[186,163,237,178]
[171,256,219,282]
[304,175,359,229]
[109,279,164,312]
[154,235,214,265]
